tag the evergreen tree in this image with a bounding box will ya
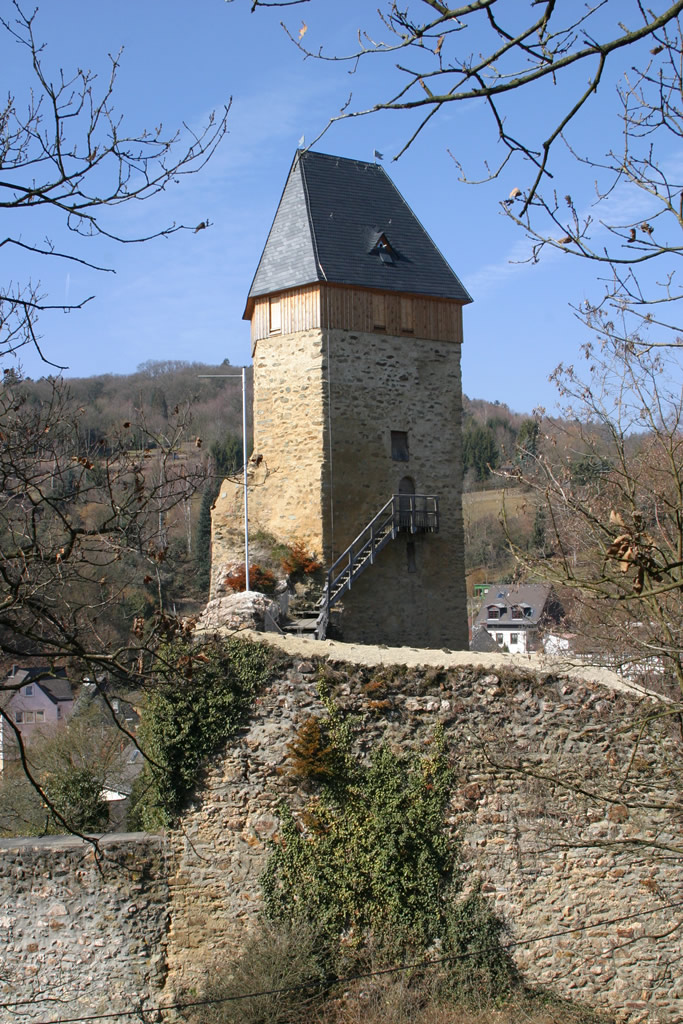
[463,423,500,481]
[517,418,540,462]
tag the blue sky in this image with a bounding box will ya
[1,0,669,412]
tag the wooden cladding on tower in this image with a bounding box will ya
[249,284,463,345]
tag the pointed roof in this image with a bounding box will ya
[244,150,472,317]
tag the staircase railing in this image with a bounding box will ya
[315,494,439,639]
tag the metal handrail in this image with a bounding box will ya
[316,494,440,639]
[327,494,439,581]
[327,495,396,580]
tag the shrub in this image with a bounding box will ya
[47,766,109,833]
[224,563,278,595]
[281,540,322,578]
[187,919,331,1024]
[285,716,339,784]
[442,882,517,1003]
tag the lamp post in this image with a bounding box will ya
[198,368,250,592]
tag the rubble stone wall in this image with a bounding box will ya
[211,325,468,648]
[323,327,467,649]
[165,653,682,1023]
[1,648,681,1024]
[0,833,169,1023]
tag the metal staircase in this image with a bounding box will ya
[314,494,439,639]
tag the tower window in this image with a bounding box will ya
[372,293,386,330]
[269,297,281,334]
[400,296,414,333]
[391,431,409,461]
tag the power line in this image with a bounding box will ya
[11,899,683,1024]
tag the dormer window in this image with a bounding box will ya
[372,233,396,266]
[379,241,394,264]
[511,605,523,619]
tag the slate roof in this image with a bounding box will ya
[245,150,472,314]
[470,623,500,653]
[474,584,552,629]
[3,666,73,703]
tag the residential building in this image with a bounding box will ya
[0,666,74,770]
[473,584,554,654]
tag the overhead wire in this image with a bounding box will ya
[6,898,682,1024]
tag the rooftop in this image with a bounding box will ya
[245,150,472,315]
[474,584,553,629]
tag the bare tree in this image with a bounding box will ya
[238,2,683,305]
[238,3,679,189]
[1,2,229,368]
[0,372,206,833]
[236,1,683,688]
[504,321,683,696]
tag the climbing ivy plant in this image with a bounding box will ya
[262,685,516,996]
[130,635,273,829]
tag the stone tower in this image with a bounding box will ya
[213,150,471,648]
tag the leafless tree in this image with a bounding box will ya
[504,323,683,697]
[1,2,229,368]
[239,3,678,188]
[239,1,683,309]
[0,372,205,835]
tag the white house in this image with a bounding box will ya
[473,583,554,654]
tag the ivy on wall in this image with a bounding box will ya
[130,636,273,829]
[262,681,516,996]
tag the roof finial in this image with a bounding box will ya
[298,134,305,150]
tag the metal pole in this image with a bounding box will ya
[197,372,250,592]
[241,367,250,592]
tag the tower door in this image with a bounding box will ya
[398,476,415,531]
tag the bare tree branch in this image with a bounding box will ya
[0,2,230,365]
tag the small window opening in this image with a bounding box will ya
[35,710,44,723]
[406,540,417,573]
[24,684,33,697]
[14,710,23,724]
[510,633,519,645]
[269,297,282,334]
[495,633,504,645]
[25,711,35,723]
[391,430,409,462]
[400,296,414,333]
[372,293,386,330]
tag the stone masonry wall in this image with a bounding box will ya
[1,645,681,1023]
[250,327,327,555]
[0,833,169,1023]
[211,325,468,648]
[210,327,327,599]
[165,645,682,1023]
[323,327,467,649]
